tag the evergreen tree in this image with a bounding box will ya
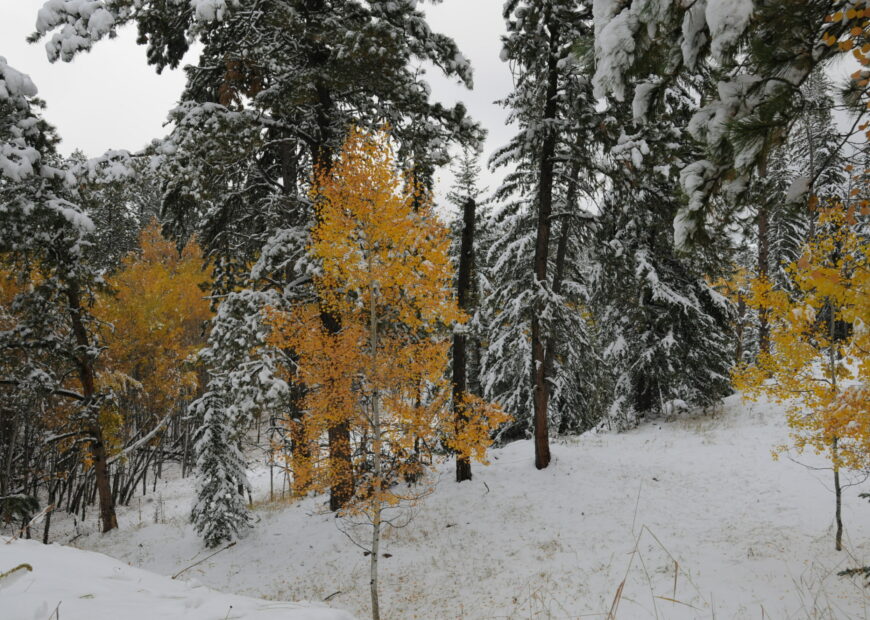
[484,0,602,456]
[592,78,735,429]
[448,146,487,482]
[32,0,484,534]
[0,55,129,533]
[591,0,860,247]
[738,70,846,361]
[190,388,252,548]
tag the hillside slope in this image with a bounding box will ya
[31,395,870,618]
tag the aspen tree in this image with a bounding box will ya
[268,128,506,619]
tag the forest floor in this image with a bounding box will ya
[5,393,870,619]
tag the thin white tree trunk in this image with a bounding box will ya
[369,276,382,620]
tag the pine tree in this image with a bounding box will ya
[190,389,252,548]
[736,70,847,361]
[0,56,132,533]
[591,0,859,246]
[448,147,487,482]
[32,0,484,522]
[484,0,602,456]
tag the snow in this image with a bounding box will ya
[0,540,354,620]
[31,394,870,619]
[786,175,812,203]
[0,56,38,99]
[705,0,754,60]
[631,80,659,123]
[680,0,709,69]
[592,7,638,100]
[190,0,238,22]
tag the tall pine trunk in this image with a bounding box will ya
[530,11,560,470]
[310,79,353,511]
[66,282,117,533]
[454,198,476,482]
[757,206,770,357]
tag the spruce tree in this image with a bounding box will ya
[190,389,252,548]
[592,79,734,429]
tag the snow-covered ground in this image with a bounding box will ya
[5,394,870,619]
[0,539,354,620]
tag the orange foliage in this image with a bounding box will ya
[267,127,507,511]
[95,221,212,451]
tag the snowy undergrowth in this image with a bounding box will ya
[15,394,870,619]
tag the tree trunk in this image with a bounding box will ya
[735,293,746,363]
[757,208,770,357]
[454,198,476,482]
[530,11,560,470]
[834,441,843,551]
[368,277,382,620]
[66,282,117,533]
[830,309,843,552]
[310,79,354,511]
[328,421,354,511]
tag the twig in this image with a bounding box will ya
[630,482,642,536]
[0,563,32,582]
[5,505,55,544]
[607,579,626,620]
[171,542,236,579]
[323,591,342,602]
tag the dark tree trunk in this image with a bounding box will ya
[834,452,843,551]
[453,198,477,482]
[735,293,746,363]
[531,12,560,470]
[545,155,582,434]
[757,206,770,357]
[311,79,354,511]
[66,282,117,533]
[327,420,354,510]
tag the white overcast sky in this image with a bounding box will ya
[1,0,513,207]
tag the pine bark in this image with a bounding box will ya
[757,206,770,357]
[530,11,560,470]
[454,198,476,482]
[310,75,354,511]
[66,282,117,533]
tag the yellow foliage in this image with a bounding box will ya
[267,127,506,513]
[733,203,870,470]
[95,221,212,451]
